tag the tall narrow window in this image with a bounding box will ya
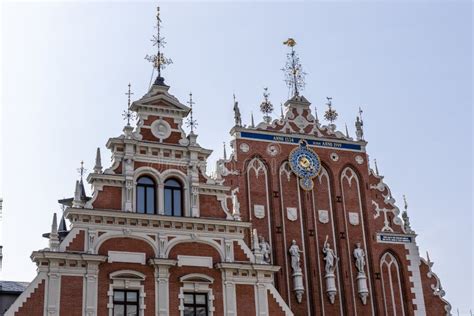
[183,292,208,316]
[136,176,156,214]
[113,289,139,316]
[164,178,183,216]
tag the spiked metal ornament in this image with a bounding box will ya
[145,6,173,84]
[122,83,136,125]
[324,97,338,124]
[282,38,306,97]
[260,87,274,124]
[185,92,198,133]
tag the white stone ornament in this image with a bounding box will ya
[355,155,364,165]
[353,242,369,305]
[266,143,280,156]
[151,119,171,140]
[318,210,329,224]
[254,204,265,219]
[330,152,339,162]
[288,240,305,303]
[286,207,298,221]
[322,235,338,304]
[348,212,360,226]
[239,143,249,153]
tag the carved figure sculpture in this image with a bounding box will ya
[289,240,303,272]
[353,242,366,273]
[259,235,271,264]
[322,236,338,274]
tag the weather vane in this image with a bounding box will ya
[145,6,173,84]
[77,161,87,181]
[282,38,306,97]
[122,83,135,126]
[186,92,197,133]
[324,97,338,124]
[260,87,274,123]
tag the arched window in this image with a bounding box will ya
[164,178,183,216]
[136,176,156,214]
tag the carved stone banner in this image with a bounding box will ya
[254,204,265,219]
[348,212,360,226]
[318,210,329,224]
[287,207,298,221]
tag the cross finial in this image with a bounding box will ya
[186,92,197,133]
[145,6,173,85]
[122,83,135,126]
[282,38,306,97]
[77,161,87,181]
[358,106,364,121]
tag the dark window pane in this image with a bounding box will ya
[146,187,155,214]
[183,306,194,316]
[183,293,194,304]
[195,294,206,305]
[164,189,172,215]
[114,291,125,301]
[113,305,125,316]
[196,306,207,316]
[165,179,181,188]
[126,305,138,316]
[126,291,138,302]
[173,190,181,216]
[137,187,145,213]
[138,176,154,185]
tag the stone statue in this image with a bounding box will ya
[355,116,364,141]
[233,100,242,126]
[231,188,241,220]
[289,240,303,272]
[353,242,366,274]
[322,236,338,275]
[259,235,271,264]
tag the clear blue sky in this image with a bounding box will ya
[1,1,472,312]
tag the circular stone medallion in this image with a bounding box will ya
[267,143,280,156]
[355,155,364,165]
[151,119,171,140]
[330,152,339,162]
[239,143,250,153]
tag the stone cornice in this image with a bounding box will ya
[31,251,107,263]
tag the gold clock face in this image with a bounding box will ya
[299,156,311,169]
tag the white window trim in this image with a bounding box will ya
[107,270,147,316]
[178,274,215,316]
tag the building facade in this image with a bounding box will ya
[6,7,451,316]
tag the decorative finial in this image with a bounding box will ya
[282,38,306,97]
[345,123,349,138]
[314,105,320,124]
[324,97,338,129]
[251,112,255,128]
[49,213,60,251]
[374,159,379,176]
[233,94,242,126]
[355,106,364,141]
[402,194,413,233]
[223,142,227,160]
[186,92,197,134]
[260,87,274,124]
[77,161,87,182]
[280,103,284,119]
[122,83,136,126]
[94,147,102,173]
[145,6,173,86]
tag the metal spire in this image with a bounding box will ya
[223,142,227,160]
[314,105,319,124]
[122,83,135,126]
[186,92,197,134]
[145,6,173,86]
[77,161,87,182]
[280,103,284,119]
[345,123,349,138]
[251,112,255,128]
[374,159,379,176]
[260,87,274,124]
[282,38,306,97]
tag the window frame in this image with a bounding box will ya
[164,178,183,216]
[136,176,156,214]
[112,289,139,316]
[182,292,208,316]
